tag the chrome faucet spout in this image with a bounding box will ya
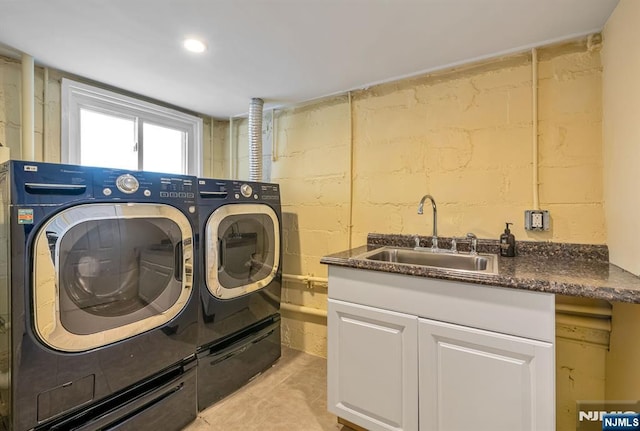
[418,194,438,249]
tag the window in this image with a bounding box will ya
[62,79,202,175]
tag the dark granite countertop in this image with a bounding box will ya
[320,234,640,304]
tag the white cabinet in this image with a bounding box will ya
[328,299,418,431]
[418,318,554,431]
[327,266,555,431]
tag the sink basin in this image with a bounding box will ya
[355,247,499,275]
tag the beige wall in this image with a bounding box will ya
[602,0,640,277]
[350,45,604,244]
[0,56,218,171]
[602,0,640,402]
[209,42,611,427]
[0,29,623,420]
[212,40,607,357]
[0,56,60,161]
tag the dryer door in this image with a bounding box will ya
[33,203,194,352]
[205,204,280,300]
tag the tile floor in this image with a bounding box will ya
[183,346,355,431]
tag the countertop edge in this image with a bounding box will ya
[320,250,640,304]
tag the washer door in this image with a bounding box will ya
[205,204,280,300]
[33,203,194,352]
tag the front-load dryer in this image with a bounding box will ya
[196,178,282,411]
[0,161,198,431]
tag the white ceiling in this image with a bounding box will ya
[0,0,619,119]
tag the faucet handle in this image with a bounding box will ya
[466,232,478,255]
[414,236,421,248]
[450,237,458,253]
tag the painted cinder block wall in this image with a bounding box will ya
[0,56,223,176]
[219,39,608,430]
[220,39,605,359]
[1,46,601,358]
[0,21,629,427]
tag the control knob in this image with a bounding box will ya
[240,184,253,198]
[116,174,139,194]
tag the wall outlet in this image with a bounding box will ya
[525,210,550,231]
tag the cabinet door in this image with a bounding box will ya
[328,299,418,431]
[419,318,554,431]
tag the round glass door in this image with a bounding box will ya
[33,203,194,352]
[205,204,280,299]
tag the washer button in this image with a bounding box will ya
[103,188,112,196]
[235,193,240,199]
[143,190,151,197]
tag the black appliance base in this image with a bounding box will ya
[197,315,281,412]
[34,356,197,431]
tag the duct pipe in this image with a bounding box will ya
[248,98,264,181]
[21,53,35,161]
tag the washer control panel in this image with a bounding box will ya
[96,170,196,203]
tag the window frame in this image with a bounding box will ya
[61,78,202,176]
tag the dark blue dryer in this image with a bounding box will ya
[196,178,282,411]
[0,161,199,431]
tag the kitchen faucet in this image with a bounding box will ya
[417,194,438,251]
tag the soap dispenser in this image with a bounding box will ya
[500,222,516,257]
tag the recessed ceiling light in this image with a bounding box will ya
[183,38,207,53]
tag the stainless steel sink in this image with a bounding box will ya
[355,247,499,275]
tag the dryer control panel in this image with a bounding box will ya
[197,178,280,203]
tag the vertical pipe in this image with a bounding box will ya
[43,67,49,162]
[347,92,354,250]
[532,48,539,210]
[228,116,234,179]
[248,98,264,181]
[21,53,35,161]
[209,116,214,176]
[271,108,277,162]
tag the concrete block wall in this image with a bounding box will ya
[0,56,24,157]
[0,33,613,425]
[202,118,227,178]
[0,57,65,162]
[0,57,214,168]
[211,39,605,358]
[350,43,603,244]
[213,39,608,427]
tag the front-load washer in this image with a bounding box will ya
[196,178,282,411]
[0,161,198,431]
